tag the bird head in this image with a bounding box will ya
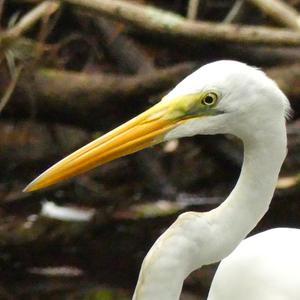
[24,60,290,192]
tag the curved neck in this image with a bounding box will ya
[215,121,287,254]
[133,119,287,300]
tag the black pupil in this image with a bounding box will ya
[204,95,214,105]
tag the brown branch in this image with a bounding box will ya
[249,0,300,30]
[2,63,197,130]
[2,63,300,131]
[64,0,300,46]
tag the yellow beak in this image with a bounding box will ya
[24,102,183,192]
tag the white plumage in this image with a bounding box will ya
[208,228,300,300]
[132,61,299,300]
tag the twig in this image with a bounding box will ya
[223,0,245,23]
[249,0,300,30]
[7,1,59,37]
[64,0,300,46]
[0,65,22,113]
[0,1,60,50]
[187,0,200,20]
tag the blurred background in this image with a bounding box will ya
[1,0,300,299]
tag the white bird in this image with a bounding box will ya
[24,61,300,300]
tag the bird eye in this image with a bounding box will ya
[202,92,218,106]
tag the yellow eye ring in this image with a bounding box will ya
[202,92,218,106]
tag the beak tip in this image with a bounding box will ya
[23,178,41,193]
[23,183,34,193]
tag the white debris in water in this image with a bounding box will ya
[29,266,83,277]
[41,201,95,222]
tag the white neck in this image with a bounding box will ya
[132,118,287,300]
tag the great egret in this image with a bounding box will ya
[24,61,300,299]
